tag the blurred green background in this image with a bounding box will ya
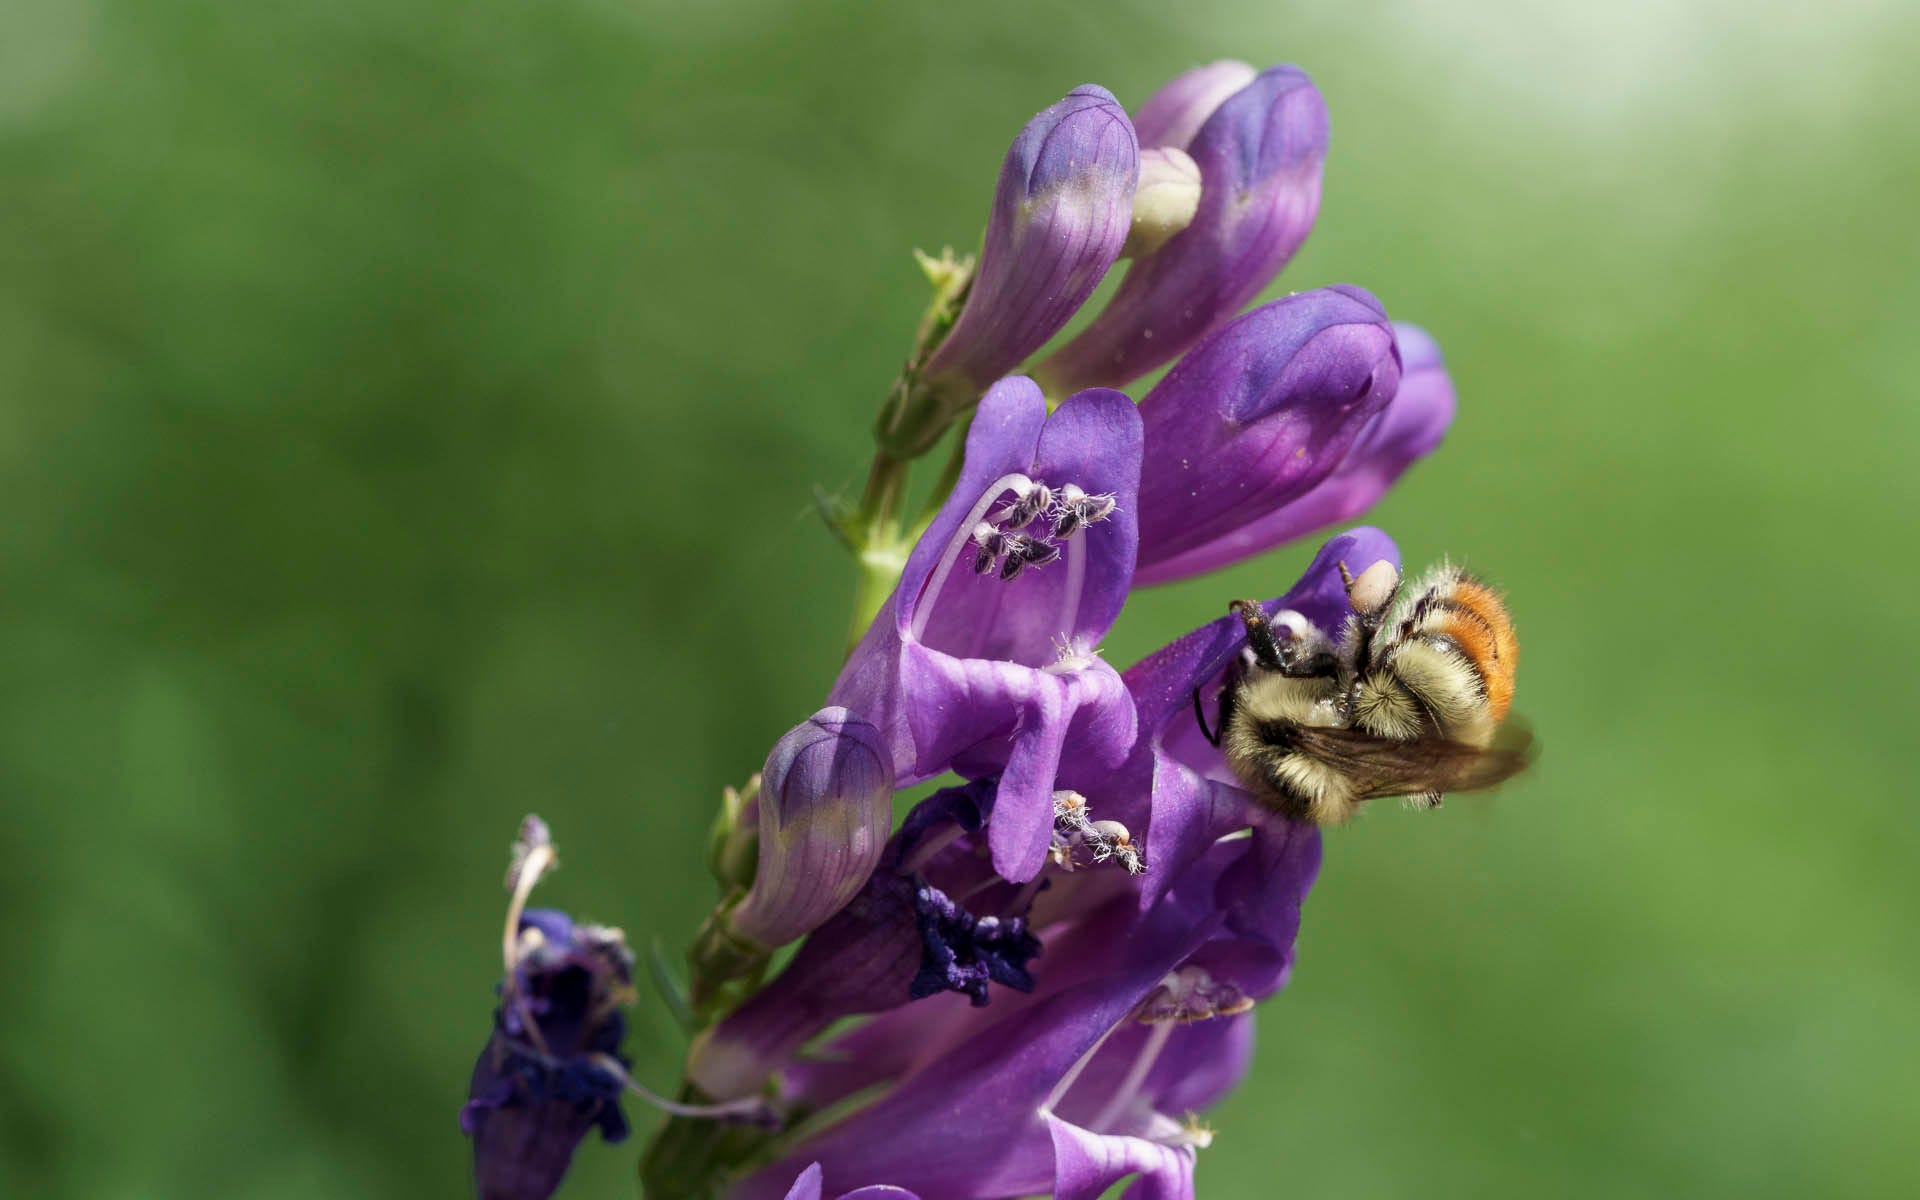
[4,0,1917,1197]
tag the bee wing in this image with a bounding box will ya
[1290,720,1534,801]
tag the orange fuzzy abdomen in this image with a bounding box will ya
[1440,580,1518,721]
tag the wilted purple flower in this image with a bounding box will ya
[1130,286,1402,585]
[730,708,894,948]
[1235,322,1456,543]
[462,907,636,1200]
[885,87,1138,456]
[1037,64,1329,393]
[831,377,1142,883]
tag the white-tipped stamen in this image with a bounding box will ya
[502,818,559,1056]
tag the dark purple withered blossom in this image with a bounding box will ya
[888,87,1137,456]
[1129,286,1405,584]
[730,708,895,948]
[1038,63,1330,393]
[831,377,1142,884]
[462,906,636,1200]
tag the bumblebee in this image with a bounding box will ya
[1196,559,1531,825]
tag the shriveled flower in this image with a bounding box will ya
[729,708,894,948]
[462,903,637,1200]
[883,86,1139,457]
[1130,286,1404,584]
[831,377,1143,883]
[1037,63,1329,393]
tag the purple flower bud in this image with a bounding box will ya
[462,909,635,1200]
[1132,286,1400,585]
[1037,64,1330,393]
[902,86,1136,448]
[730,708,894,948]
[781,1162,925,1200]
[1130,60,1257,150]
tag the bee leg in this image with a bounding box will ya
[1193,687,1219,747]
[1228,599,1285,671]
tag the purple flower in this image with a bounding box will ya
[461,908,635,1200]
[884,87,1138,456]
[1122,147,1202,258]
[1130,286,1403,585]
[732,804,1320,1200]
[831,377,1143,883]
[730,708,895,948]
[1037,64,1330,393]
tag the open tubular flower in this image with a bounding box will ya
[729,708,894,948]
[1037,63,1329,393]
[831,377,1143,883]
[883,86,1138,457]
[1131,286,1403,584]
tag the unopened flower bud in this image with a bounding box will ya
[1130,59,1258,150]
[1121,147,1202,258]
[882,87,1138,456]
[1038,64,1329,393]
[1132,286,1401,584]
[728,708,894,949]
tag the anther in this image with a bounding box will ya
[993,480,1054,530]
[998,535,1060,581]
[972,521,1008,575]
[1088,819,1145,874]
[1051,789,1094,833]
[1050,483,1119,540]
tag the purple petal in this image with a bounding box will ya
[918,87,1138,406]
[1141,322,1450,582]
[731,709,895,948]
[1047,1117,1195,1200]
[1132,287,1399,584]
[1037,64,1329,392]
[1131,61,1258,150]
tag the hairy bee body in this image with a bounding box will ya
[1208,562,1529,826]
